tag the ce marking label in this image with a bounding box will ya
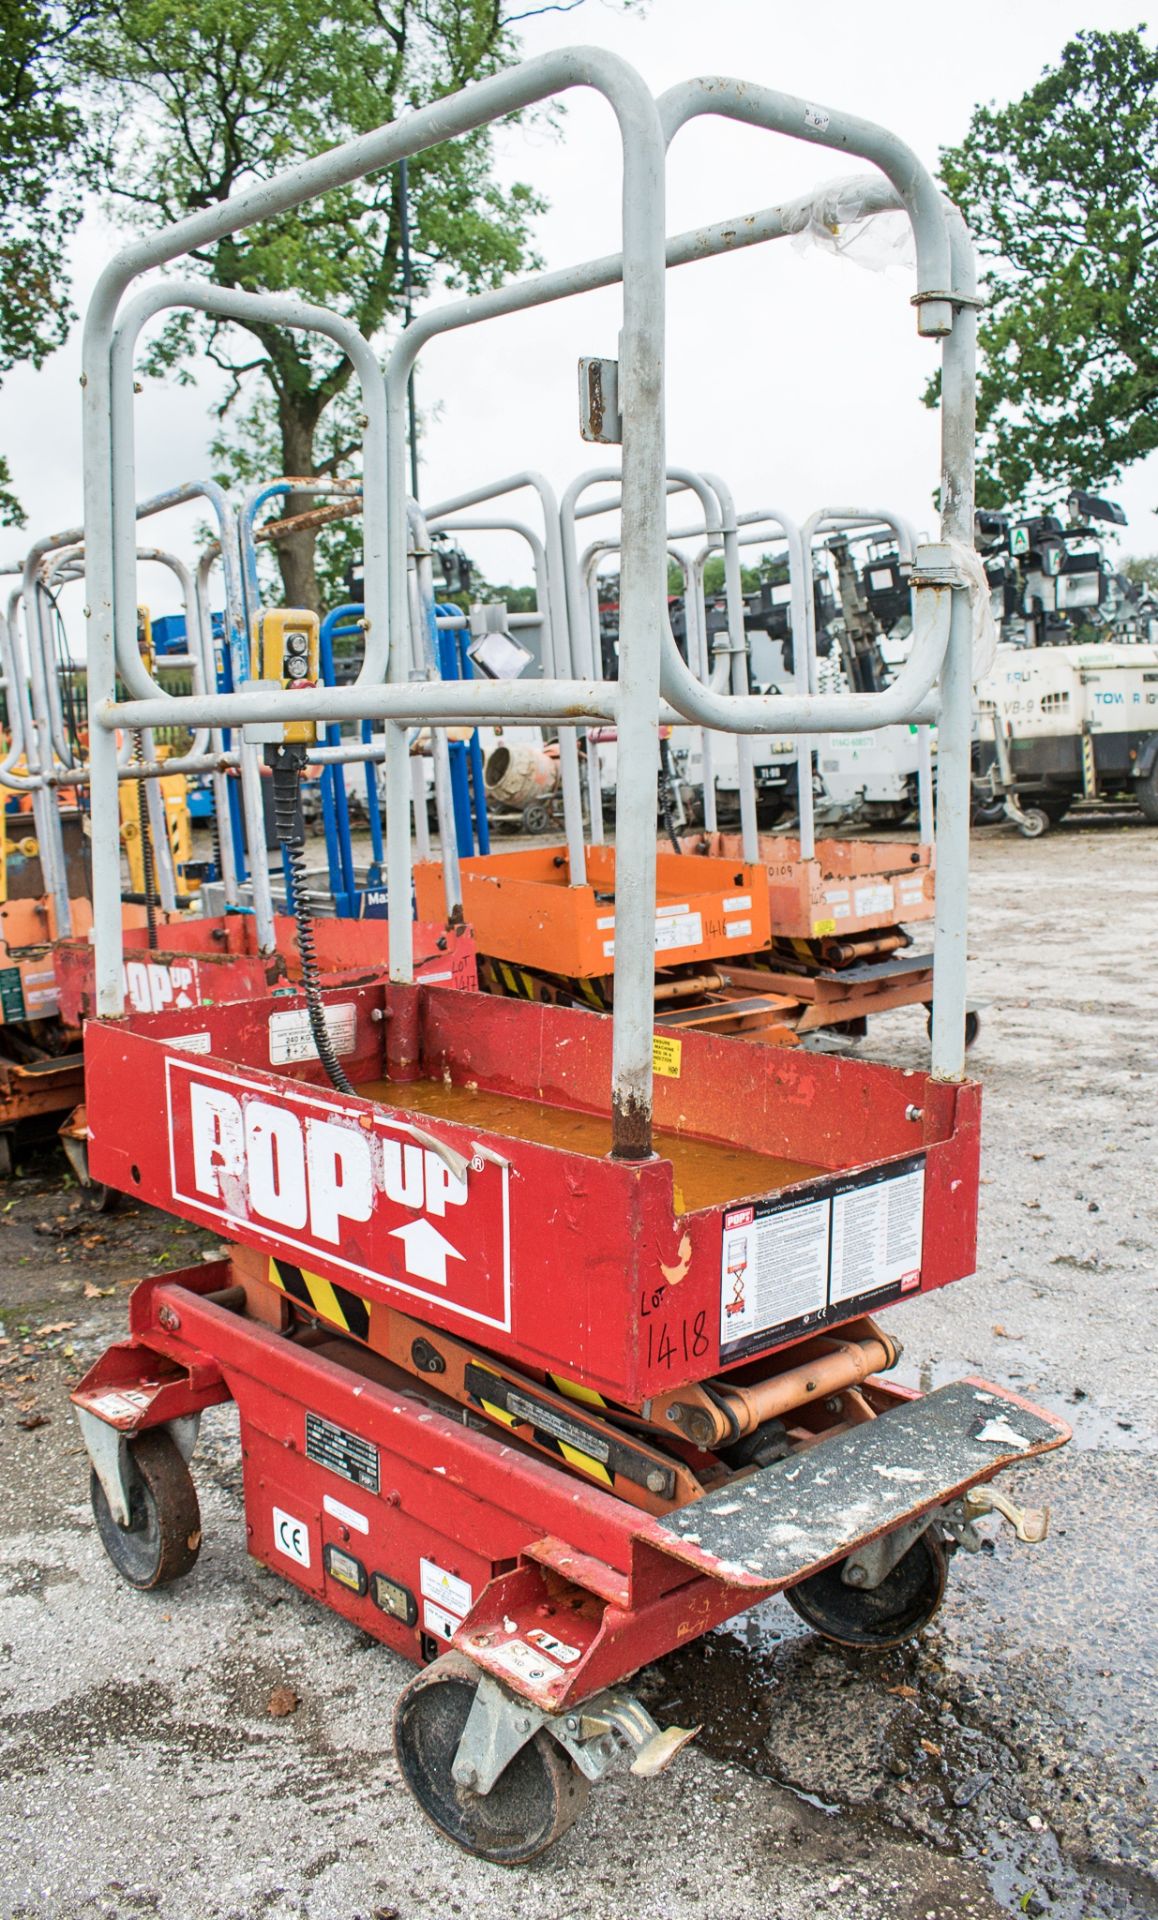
[272,1505,311,1569]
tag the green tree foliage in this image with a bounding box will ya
[77,0,635,608]
[937,28,1158,513]
[1123,552,1158,592]
[668,553,787,596]
[0,1,89,525]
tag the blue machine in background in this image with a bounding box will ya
[315,601,487,918]
[434,603,490,863]
[153,582,491,918]
[318,604,386,917]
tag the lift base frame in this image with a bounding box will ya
[72,1262,1069,1715]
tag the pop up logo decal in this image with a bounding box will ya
[166,1058,510,1329]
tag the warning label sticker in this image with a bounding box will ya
[602,910,705,960]
[830,1161,925,1306]
[423,1600,462,1642]
[269,1002,357,1065]
[654,910,703,952]
[721,1196,830,1351]
[854,883,894,919]
[419,1557,473,1622]
[720,1155,925,1360]
[487,1637,566,1689]
[169,1031,213,1054]
[653,1034,683,1078]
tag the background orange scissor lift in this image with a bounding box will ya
[414,476,948,1050]
[684,827,946,1042]
[412,838,803,1039]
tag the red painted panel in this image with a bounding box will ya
[84,981,980,1401]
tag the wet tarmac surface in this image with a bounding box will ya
[0,820,1155,1919]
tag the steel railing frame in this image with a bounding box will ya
[424,472,587,883]
[81,49,976,1150]
[84,48,671,1155]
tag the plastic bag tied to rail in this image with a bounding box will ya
[945,538,999,682]
[780,174,916,274]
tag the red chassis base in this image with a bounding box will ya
[73,985,1067,1858]
[54,915,477,1024]
[74,1260,1068,1727]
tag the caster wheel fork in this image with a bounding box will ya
[394,1652,589,1864]
[393,1654,699,1863]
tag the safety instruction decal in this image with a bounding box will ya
[653,1034,683,1078]
[721,1196,830,1352]
[269,1001,357,1065]
[830,1160,924,1305]
[720,1154,925,1360]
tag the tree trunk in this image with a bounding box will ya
[275,403,322,612]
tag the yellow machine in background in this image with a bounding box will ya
[119,607,195,896]
[118,754,193,894]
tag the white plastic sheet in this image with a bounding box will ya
[780,173,916,274]
[944,538,999,682]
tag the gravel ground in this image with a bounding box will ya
[0,815,1155,1920]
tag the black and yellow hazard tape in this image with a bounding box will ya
[463,1361,674,1500]
[268,1257,371,1344]
[551,1373,607,1408]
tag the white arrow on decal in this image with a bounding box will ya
[389,1218,465,1288]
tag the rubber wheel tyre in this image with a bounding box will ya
[1017,805,1050,839]
[394,1652,589,1864]
[87,1182,121,1214]
[785,1529,948,1650]
[90,1430,202,1590]
[1137,762,1158,826]
[521,801,550,835]
[971,798,1006,826]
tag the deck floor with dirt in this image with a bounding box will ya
[1,817,1155,1920]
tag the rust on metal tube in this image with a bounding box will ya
[611,1091,653,1161]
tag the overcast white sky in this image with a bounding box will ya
[2,0,1155,630]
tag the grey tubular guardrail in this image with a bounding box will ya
[83,47,670,1155]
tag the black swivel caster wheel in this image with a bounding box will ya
[394,1652,589,1864]
[90,1429,202,1590]
[785,1529,949,1650]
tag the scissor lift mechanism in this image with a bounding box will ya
[71,51,1066,1867]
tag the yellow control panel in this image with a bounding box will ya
[251,609,320,744]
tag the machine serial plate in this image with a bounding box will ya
[304,1411,380,1493]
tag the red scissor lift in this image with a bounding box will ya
[73,56,1067,1869]
[76,980,1064,1857]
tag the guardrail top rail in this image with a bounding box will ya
[82,49,977,1156]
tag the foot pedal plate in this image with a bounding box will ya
[654,1380,1069,1589]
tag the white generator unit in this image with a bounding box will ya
[975,638,1158,831]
